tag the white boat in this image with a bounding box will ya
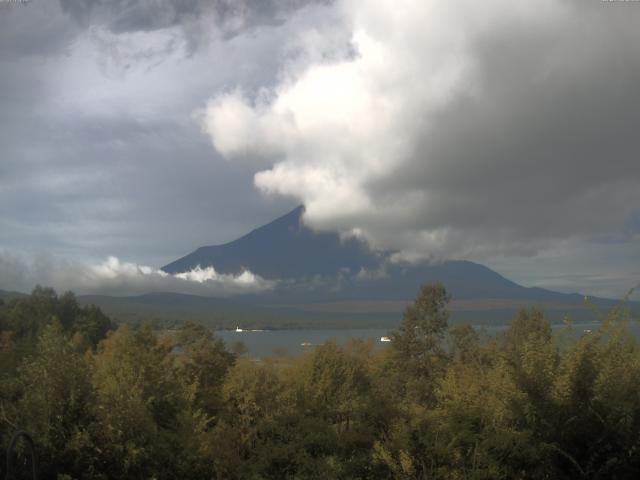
[300,342,312,347]
[235,326,243,332]
[380,336,391,342]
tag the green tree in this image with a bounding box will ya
[174,321,235,418]
[15,322,97,477]
[211,358,295,479]
[390,282,451,405]
[2,287,113,348]
[448,323,481,364]
[74,304,113,348]
[4,286,58,339]
[295,341,391,479]
[91,324,193,479]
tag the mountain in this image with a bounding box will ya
[76,292,283,329]
[0,289,27,302]
[163,206,381,279]
[76,291,400,329]
[161,206,625,311]
[2,216,631,328]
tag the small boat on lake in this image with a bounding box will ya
[300,341,312,347]
[380,336,391,342]
[235,326,243,332]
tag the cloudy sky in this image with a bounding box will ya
[0,0,638,298]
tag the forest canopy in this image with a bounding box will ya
[1,284,639,479]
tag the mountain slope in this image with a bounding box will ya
[161,206,624,307]
[0,289,27,302]
[163,206,381,279]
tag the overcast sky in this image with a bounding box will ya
[0,0,638,298]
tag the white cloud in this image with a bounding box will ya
[0,251,274,297]
[202,0,640,261]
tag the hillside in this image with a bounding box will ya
[162,206,380,278]
[162,206,618,308]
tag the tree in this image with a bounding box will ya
[500,307,551,362]
[91,324,192,479]
[297,341,383,478]
[74,304,113,348]
[4,286,58,339]
[174,321,235,418]
[211,358,295,479]
[15,322,97,477]
[1,287,113,348]
[390,282,451,405]
[230,340,248,357]
[449,323,481,364]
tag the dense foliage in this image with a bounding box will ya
[1,285,639,479]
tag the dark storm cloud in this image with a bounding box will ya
[0,2,80,58]
[204,0,640,263]
[57,0,331,56]
[0,0,315,273]
[0,100,295,264]
[389,4,640,240]
[59,0,205,32]
[0,0,329,64]
[59,0,328,32]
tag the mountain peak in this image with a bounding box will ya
[244,204,305,238]
[161,207,610,306]
[290,204,305,216]
[161,205,376,278]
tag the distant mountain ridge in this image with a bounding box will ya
[161,206,617,307]
[0,289,26,302]
[3,212,633,330]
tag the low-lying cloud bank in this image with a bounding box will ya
[0,251,273,297]
[203,0,640,262]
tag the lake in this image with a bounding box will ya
[215,328,392,358]
[215,320,631,358]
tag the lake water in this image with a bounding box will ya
[215,320,632,358]
[215,328,392,358]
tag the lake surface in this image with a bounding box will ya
[215,320,634,358]
[215,328,392,358]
